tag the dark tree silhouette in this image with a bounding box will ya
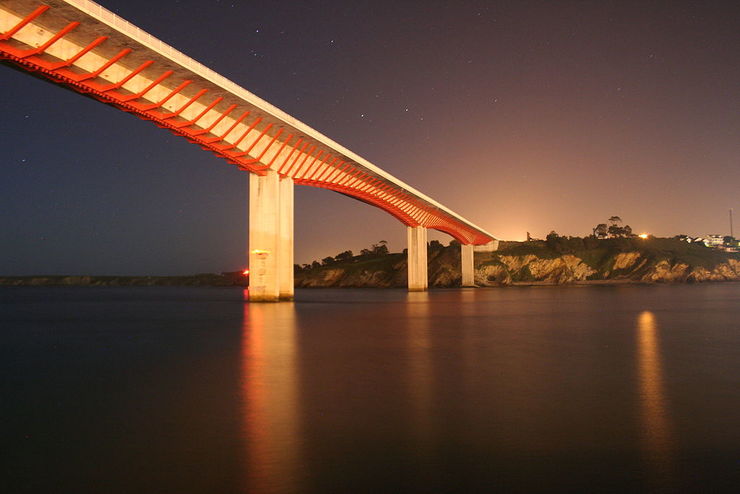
[334,250,354,262]
[593,223,608,238]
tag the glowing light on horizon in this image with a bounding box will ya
[639,233,649,239]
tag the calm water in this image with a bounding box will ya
[1,285,738,493]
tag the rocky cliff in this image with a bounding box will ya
[296,247,462,288]
[296,239,740,287]
[476,252,740,285]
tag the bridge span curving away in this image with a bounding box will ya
[0,0,498,301]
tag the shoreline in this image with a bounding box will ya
[1,276,737,288]
[0,274,246,287]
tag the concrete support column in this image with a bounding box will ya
[278,177,294,300]
[249,170,280,302]
[461,243,475,287]
[407,226,428,292]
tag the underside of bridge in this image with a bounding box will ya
[0,0,498,301]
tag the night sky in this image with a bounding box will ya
[1,0,738,275]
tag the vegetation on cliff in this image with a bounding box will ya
[295,237,740,287]
[295,240,458,288]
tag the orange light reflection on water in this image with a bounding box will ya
[405,292,433,443]
[636,310,676,488]
[241,294,302,493]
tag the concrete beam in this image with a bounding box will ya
[461,244,475,287]
[278,177,294,300]
[249,170,280,302]
[407,226,428,292]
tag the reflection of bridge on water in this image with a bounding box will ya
[0,0,498,301]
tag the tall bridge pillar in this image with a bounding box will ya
[278,177,294,300]
[407,226,428,291]
[461,244,475,287]
[249,170,281,302]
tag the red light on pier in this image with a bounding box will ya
[243,269,250,276]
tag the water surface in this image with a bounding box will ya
[1,285,738,493]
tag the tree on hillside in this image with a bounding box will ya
[593,216,635,238]
[428,240,444,252]
[359,241,390,258]
[608,224,622,237]
[372,240,389,256]
[334,250,354,262]
[546,231,571,253]
[608,223,634,238]
[593,223,608,238]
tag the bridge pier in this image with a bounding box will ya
[249,170,295,302]
[407,226,428,291]
[461,244,475,287]
[278,177,294,300]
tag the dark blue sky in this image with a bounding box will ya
[1,0,738,275]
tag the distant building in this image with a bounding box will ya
[704,235,724,248]
[676,234,704,244]
[723,236,740,252]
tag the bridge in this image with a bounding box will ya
[0,0,498,301]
